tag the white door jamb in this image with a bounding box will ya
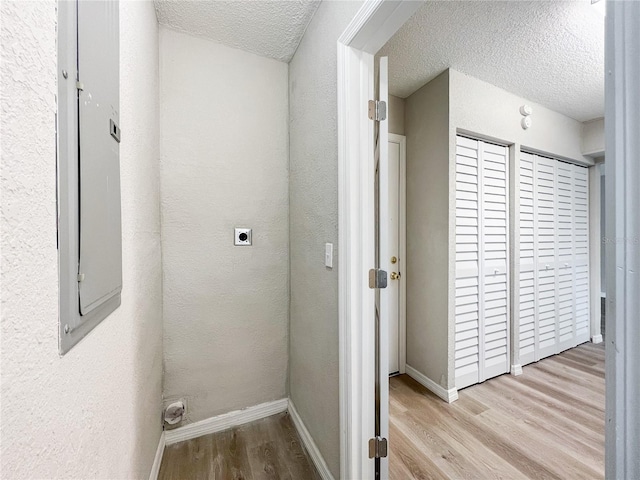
[337,2,422,479]
[604,2,640,478]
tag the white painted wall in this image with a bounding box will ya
[404,71,451,389]
[159,28,289,424]
[449,70,591,164]
[388,94,406,135]
[0,1,163,478]
[582,117,605,156]
[288,1,363,477]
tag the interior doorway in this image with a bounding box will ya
[338,1,640,478]
[375,2,605,477]
[382,133,406,376]
[335,1,640,479]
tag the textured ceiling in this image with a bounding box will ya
[378,1,605,122]
[154,0,320,63]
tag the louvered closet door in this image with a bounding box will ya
[518,153,537,365]
[518,154,591,366]
[455,136,509,389]
[455,137,482,389]
[556,161,576,351]
[481,142,510,380]
[535,156,558,360]
[573,164,590,343]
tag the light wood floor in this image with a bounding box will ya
[158,412,321,480]
[390,342,605,480]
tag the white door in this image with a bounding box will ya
[535,155,558,360]
[382,134,406,375]
[518,152,537,365]
[454,136,510,389]
[572,164,591,343]
[480,141,510,380]
[518,154,590,366]
[556,161,576,351]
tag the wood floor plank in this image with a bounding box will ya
[158,412,320,480]
[478,379,604,454]
[390,343,605,480]
[521,364,605,404]
[268,413,322,480]
[389,420,450,480]
[391,377,561,479]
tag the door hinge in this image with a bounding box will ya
[369,437,388,459]
[77,273,85,282]
[368,100,387,121]
[369,268,388,289]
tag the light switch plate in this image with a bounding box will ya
[235,228,252,246]
[325,242,333,268]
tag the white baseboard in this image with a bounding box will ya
[405,365,458,403]
[164,398,288,446]
[510,364,523,376]
[288,400,335,480]
[149,431,165,480]
[592,334,604,344]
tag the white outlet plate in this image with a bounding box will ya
[234,228,252,246]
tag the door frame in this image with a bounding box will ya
[338,1,639,479]
[388,133,407,375]
[337,3,420,478]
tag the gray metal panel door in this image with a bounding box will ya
[77,0,122,315]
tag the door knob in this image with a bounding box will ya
[390,272,401,280]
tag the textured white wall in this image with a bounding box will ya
[159,27,289,424]
[404,71,451,389]
[450,69,590,163]
[582,117,605,156]
[288,1,363,477]
[388,94,405,135]
[0,1,163,478]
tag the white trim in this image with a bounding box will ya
[164,398,288,445]
[288,400,335,480]
[405,365,459,404]
[337,3,423,478]
[605,3,640,477]
[592,334,603,344]
[337,39,375,480]
[582,148,606,159]
[510,364,523,376]
[589,164,602,342]
[148,432,165,480]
